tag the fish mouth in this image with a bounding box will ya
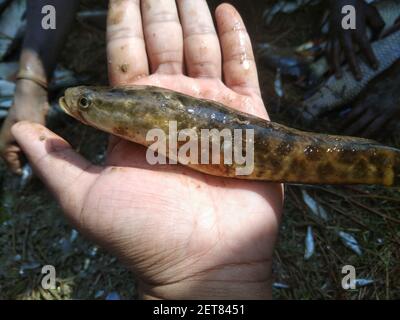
[58,96,72,116]
[58,95,87,124]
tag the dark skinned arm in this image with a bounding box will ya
[327,0,385,80]
[0,0,79,174]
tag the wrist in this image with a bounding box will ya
[15,78,48,98]
[18,49,49,89]
[140,280,272,300]
[138,262,273,300]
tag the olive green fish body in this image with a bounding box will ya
[60,86,400,186]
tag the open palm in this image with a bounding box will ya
[12,0,283,299]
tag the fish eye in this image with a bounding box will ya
[78,95,91,109]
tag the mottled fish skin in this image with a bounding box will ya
[60,86,400,186]
[303,0,400,119]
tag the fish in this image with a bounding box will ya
[304,226,315,260]
[274,68,284,98]
[19,163,33,190]
[302,190,329,220]
[338,231,362,256]
[354,279,374,287]
[272,282,290,289]
[257,43,310,79]
[0,0,26,61]
[59,85,400,186]
[303,0,400,119]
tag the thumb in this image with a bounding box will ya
[11,121,101,223]
[0,116,23,174]
[2,144,23,175]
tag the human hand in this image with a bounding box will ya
[12,0,283,299]
[327,0,384,80]
[0,79,48,174]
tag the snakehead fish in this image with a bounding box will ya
[60,86,400,186]
[303,0,400,119]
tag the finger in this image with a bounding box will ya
[2,144,23,175]
[366,5,385,40]
[107,0,149,85]
[141,0,183,74]
[341,35,361,80]
[362,115,388,138]
[177,0,221,78]
[215,3,261,97]
[0,117,22,174]
[11,121,101,224]
[356,33,378,69]
[344,110,375,136]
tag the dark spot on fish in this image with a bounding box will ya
[267,156,282,171]
[337,148,357,164]
[374,165,384,182]
[255,169,264,178]
[113,127,128,136]
[317,162,335,177]
[39,135,46,141]
[275,141,293,157]
[369,150,389,167]
[290,158,307,179]
[304,144,322,161]
[353,158,368,179]
[260,139,270,151]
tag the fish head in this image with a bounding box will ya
[59,85,158,140]
[59,86,92,124]
[59,86,125,131]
